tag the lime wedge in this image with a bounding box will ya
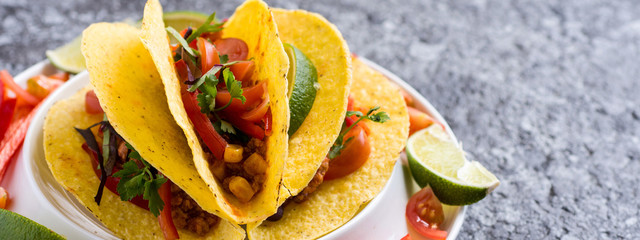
[46,35,85,74]
[47,11,210,73]
[406,125,499,205]
[284,43,318,136]
[0,209,65,240]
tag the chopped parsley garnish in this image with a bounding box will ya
[219,120,236,134]
[328,106,389,159]
[112,143,167,217]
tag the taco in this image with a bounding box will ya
[140,0,289,224]
[248,55,409,239]
[44,22,243,239]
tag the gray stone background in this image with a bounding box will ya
[1,0,639,239]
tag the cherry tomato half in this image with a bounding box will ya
[85,90,104,114]
[408,107,442,136]
[324,124,371,181]
[405,187,447,240]
[214,38,249,62]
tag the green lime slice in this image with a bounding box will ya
[406,125,499,205]
[47,11,210,73]
[0,209,65,240]
[284,43,318,136]
[46,35,85,74]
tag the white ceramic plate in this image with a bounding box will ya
[6,58,465,239]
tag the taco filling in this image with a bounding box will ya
[165,15,274,203]
[76,90,220,238]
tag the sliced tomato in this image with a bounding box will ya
[215,82,266,113]
[0,187,7,209]
[405,187,447,240]
[324,124,370,181]
[197,37,220,74]
[0,70,40,106]
[181,89,227,160]
[214,38,249,61]
[400,89,414,107]
[230,61,255,83]
[401,234,412,240]
[408,107,443,136]
[158,180,179,240]
[219,111,265,140]
[85,90,104,114]
[240,94,269,122]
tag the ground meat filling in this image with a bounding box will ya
[293,157,330,203]
[170,184,220,235]
[207,137,268,202]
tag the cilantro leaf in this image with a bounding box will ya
[144,177,167,217]
[219,120,236,134]
[219,54,229,64]
[214,68,246,112]
[166,26,198,57]
[328,106,390,159]
[111,148,167,217]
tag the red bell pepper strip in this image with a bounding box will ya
[0,70,40,106]
[181,89,227,160]
[218,111,265,140]
[0,98,16,140]
[158,180,179,240]
[0,102,40,182]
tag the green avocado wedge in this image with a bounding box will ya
[0,209,65,240]
[284,43,318,136]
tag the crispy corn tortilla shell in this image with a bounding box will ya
[248,57,409,239]
[140,0,289,224]
[271,9,352,201]
[43,88,244,240]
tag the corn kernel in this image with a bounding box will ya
[228,176,255,202]
[243,153,267,176]
[224,144,243,163]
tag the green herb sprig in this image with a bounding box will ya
[327,106,390,159]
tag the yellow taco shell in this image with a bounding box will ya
[140,0,289,224]
[248,57,409,239]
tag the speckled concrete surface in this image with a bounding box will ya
[1,0,639,239]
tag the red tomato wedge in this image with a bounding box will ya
[158,180,179,240]
[82,143,149,210]
[85,90,104,114]
[214,38,249,62]
[1,70,40,106]
[197,37,220,74]
[181,89,227,160]
[324,124,371,181]
[230,61,255,83]
[240,94,269,122]
[405,187,447,240]
[215,82,266,113]
[408,107,443,136]
[47,72,70,81]
[218,111,265,140]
